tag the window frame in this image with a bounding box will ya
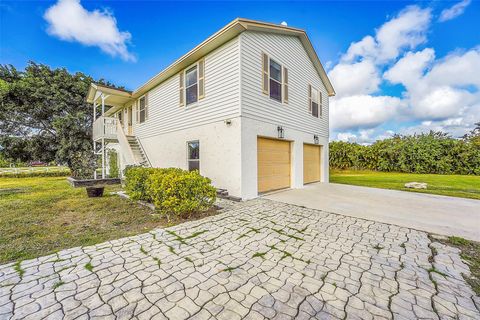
[186,140,200,172]
[138,95,147,124]
[268,58,283,103]
[185,65,199,106]
[310,86,321,118]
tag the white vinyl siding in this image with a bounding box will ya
[240,31,329,137]
[133,37,240,139]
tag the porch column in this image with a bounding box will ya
[101,94,106,179]
[102,138,105,179]
[93,141,97,179]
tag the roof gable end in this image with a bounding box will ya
[125,18,335,98]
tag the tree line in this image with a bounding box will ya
[329,128,480,175]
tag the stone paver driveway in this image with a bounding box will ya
[1,199,479,319]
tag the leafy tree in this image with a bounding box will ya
[0,62,122,176]
[463,122,480,147]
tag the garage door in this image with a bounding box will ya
[303,144,321,184]
[257,137,291,193]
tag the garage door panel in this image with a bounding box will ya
[257,152,290,163]
[258,137,291,193]
[303,144,321,184]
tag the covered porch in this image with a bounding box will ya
[86,83,134,141]
[86,83,138,178]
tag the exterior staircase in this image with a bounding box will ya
[126,136,151,167]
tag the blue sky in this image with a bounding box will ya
[1,0,479,142]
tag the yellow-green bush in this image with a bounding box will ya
[125,167,216,216]
[124,166,157,201]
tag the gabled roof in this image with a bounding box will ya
[134,18,335,98]
[86,83,132,106]
[88,18,335,105]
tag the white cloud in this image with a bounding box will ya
[328,60,380,97]
[330,95,402,130]
[439,0,471,22]
[411,86,474,120]
[383,48,435,87]
[384,48,480,122]
[328,5,433,136]
[328,4,479,142]
[425,48,480,88]
[342,6,431,64]
[44,0,135,61]
[337,132,357,142]
[335,129,395,144]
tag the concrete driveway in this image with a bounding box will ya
[1,199,479,319]
[264,183,480,241]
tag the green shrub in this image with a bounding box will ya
[124,167,157,201]
[124,167,217,216]
[108,149,119,178]
[146,169,216,216]
[330,130,480,175]
[0,169,70,178]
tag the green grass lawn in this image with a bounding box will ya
[330,170,480,200]
[0,176,214,264]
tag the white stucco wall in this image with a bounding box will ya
[240,117,329,200]
[139,117,243,197]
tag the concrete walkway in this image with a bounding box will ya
[1,199,479,319]
[264,183,480,241]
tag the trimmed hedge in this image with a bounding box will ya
[0,170,70,178]
[124,167,216,216]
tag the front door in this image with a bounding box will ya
[127,106,133,135]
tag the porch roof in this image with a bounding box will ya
[86,83,134,111]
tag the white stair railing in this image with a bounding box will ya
[116,122,137,165]
[93,116,117,140]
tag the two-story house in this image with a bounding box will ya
[86,18,335,200]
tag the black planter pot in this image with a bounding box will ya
[86,187,104,197]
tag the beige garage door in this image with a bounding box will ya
[303,144,321,184]
[257,137,291,193]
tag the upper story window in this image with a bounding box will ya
[262,53,288,104]
[179,59,205,107]
[185,66,198,105]
[308,85,322,118]
[138,96,147,123]
[269,59,282,102]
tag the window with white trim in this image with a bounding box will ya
[185,66,198,106]
[179,59,205,107]
[269,59,282,102]
[187,140,200,171]
[309,85,322,118]
[262,53,288,103]
[139,96,147,123]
